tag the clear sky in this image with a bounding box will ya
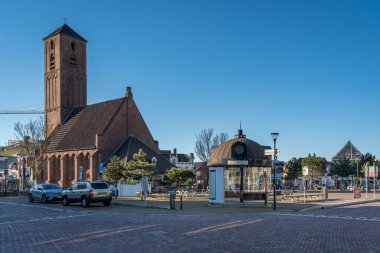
[0,0,379,162]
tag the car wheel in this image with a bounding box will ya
[81,197,89,208]
[29,194,34,203]
[41,195,47,204]
[103,200,111,206]
[62,196,70,206]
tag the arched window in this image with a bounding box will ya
[71,42,76,51]
[50,54,55,69]
[70,54,77,67]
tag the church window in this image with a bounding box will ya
[71,42,76,51]
[50,40,54,50]
[70,55,77,67]
[50,54,55,69]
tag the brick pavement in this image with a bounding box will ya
[1,197,380,253]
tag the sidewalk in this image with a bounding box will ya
[299,197,380,212]
[112,191,380,213]
[111,196,317,213]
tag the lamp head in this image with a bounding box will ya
[271,132,279,141]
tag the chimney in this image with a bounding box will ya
[171,148,177,156]
[125,86,133,98]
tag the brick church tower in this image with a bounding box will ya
[43,24,87,137]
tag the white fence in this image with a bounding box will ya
[116,182,151,197]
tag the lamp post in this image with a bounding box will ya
[356,153,360,186]
[271,132,279,210]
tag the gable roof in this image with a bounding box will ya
[332,141,362,161]
[194,162,208,172]
[107,136,175,174]
[43,24,87,42]
[159,150,193,163]
[44,98,124,152]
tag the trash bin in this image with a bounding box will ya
[169,191,176,209]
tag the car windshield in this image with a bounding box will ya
[42,184,61,190]
[91,183,108,189]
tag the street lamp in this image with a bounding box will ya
[271,132,279,210]
[356,153,360,186]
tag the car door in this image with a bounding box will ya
[76,183,86,200]
[30,185,38,199]
[35,184,43,200]
[67,183,78,201]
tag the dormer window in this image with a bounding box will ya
[151,157,157,165]
[70,55,77,67]
[50,54,55,69]
[71,42,76,51]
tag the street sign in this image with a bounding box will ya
[99,163,104,173]
[302,166,309,176]
[227,160,248,166]
[264,149,280,156]
[79,166,83,180]
[354,187,361,198]
[368,166,378,177]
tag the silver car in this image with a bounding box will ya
[62,181,112,207]
[28,184,63,203]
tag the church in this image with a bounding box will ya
[38,24,172,188]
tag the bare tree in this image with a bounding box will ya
[195,128,229,162]
[14,116,45,182]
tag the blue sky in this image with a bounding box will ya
[0,0,379,161]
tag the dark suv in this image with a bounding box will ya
[62,181,112,207]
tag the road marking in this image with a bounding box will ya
[0,213,92,226]
[35,224,157,246]
[186,219,263,235]
[0,200,95,215]
[0,200,78,213]
[275,213,380,222]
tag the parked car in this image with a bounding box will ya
[62,181,112,208]
[28,184,63,203]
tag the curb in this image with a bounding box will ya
[112,201,170,209]
[299,199,380,212]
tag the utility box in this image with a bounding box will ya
[208,167,225,205]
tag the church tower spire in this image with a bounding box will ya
[43,24,87,137]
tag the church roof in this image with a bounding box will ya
[44,98,124,152]
[43,24,87,42]
[107,135,175,174]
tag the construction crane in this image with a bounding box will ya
[0,109,44,114]
[0,105,44,114]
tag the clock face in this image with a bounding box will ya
[234,144,245,155]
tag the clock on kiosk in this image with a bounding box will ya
[232,142,247,160]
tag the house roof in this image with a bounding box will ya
[43,24,87,42]
[332,141,362,160]
[108,136,175,174]
[44,98,125,152]
[194,162,208,172]
[159,150,193,163]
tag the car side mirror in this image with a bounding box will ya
[69,187,72,191]
[38,188,42,191]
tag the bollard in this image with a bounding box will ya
[180,195,183,210]
[169,191,176,209]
